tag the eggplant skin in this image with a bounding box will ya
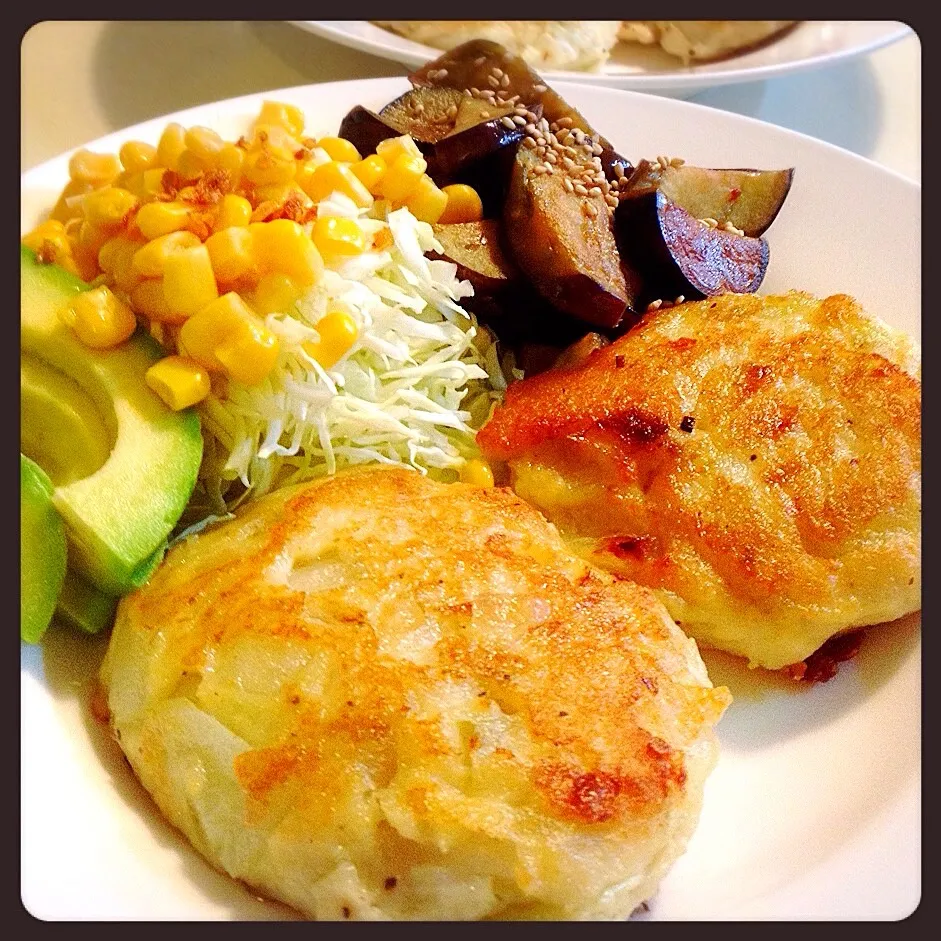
[101,466,729,921]
[616,191,768,304]
[504,147,638,330]
[477,291,921,671]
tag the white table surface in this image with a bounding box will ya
[21,21,920,182]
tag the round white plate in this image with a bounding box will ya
[293,21,913,96]
[21,76,921,921]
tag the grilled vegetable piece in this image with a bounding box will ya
[504,145,640,330]
[622,159,794,237]
[410,38,594,132]
[379,86,466,144]
[337,105,414,161]
[615,189,770,302]
[409,39,633,183]
[430,220,519,296]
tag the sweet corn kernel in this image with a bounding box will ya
[99,235,147,293]
[439,183,485,224]
[136,201,192,240]
[68,150,122,186]
[142,168,168,198]
[243,150,296,186]
[69,241,101,282]
[376,135,424,166]
[304,310,358,369]
[156,123,188,172]
[377,153,428,203]
[249,219,323,286]
[119,141,158,173]
[350,154,387,194]
[22,220,67,253]
[82,187,139,232]
[254,182,311,208]
[316,137,361,163]
[60,285,137,349]
[216,143,245,177]
[50,180,97,223]
[185,126,225,161]
[176,148,209,182]
[460,459,495,487]
[131,231,202,278]
[252,124,303,161]
[312,216,367,263]
[405,175,449,223]
[77,220,110,258]
[145,356,211,410]
[255,101,305,139]
[162,244,219,317]
[214,193,253,230]
[179,292,279,386]
[130,279,183,324]
[205,226,257,286]
[252,273,302,316]
[301,161,373,208]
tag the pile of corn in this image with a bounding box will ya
[22,101,485,412]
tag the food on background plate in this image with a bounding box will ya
[373,21,798,71]
[375,21,623,72]
[101,466,730,920]
[477,291,922,671]
[617,21,797,64]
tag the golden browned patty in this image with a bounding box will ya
[477,292,921,671]
[101,466,729,920]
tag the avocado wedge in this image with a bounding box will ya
[20,245,203,596]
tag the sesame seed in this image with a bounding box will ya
[670,157,686,167]
[582,202,598,217]
[469,87,481,96]
[501,73,510,87]
[437,68,448,78]
[721,221,746,236]
[487,75,500,88]
[574,183,588,195]
[564,177,574,192]
[522,136,537,149]
[545,165,554,174]
[588,186,602,197]
[524,123,536,135]
[533,164,548,175]
[446,104,458,119]
[700,217,719,228]
[674,295,686,304]
[510,115,525,126]
[474,56,487,66]
[500,116,516,130]
[534,83,547,92]
[557,116,574,128]
[545,151,558,163]
[492,67,504,79]
[647,299,663,311]
[480,110,490,118]
[613,163,625,179]
[605,194,619,208]
[535,136,547,147]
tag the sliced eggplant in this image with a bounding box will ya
[615,189,769,302]
[378,86,465,144]
[622,159,794,237]
[337,105,420,160]
[409,39,633,186]
[503,146,641,331]
[429,220,520,296]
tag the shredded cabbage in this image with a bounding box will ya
[193,201,508,514]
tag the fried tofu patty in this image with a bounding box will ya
[477,292,921,671]
[101,467,729,921]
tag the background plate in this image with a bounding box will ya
[293,21,913,97]
[21,76,920,921]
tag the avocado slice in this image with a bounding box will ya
[20,245,203,596]
[21,454,67,644]
[54,569,118,635]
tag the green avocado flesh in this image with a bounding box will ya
[21,454,67,644]
[55,569,118,636]
[20,245,203,596]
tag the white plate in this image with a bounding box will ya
[293,21,913,96]
[20,77,921,921]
